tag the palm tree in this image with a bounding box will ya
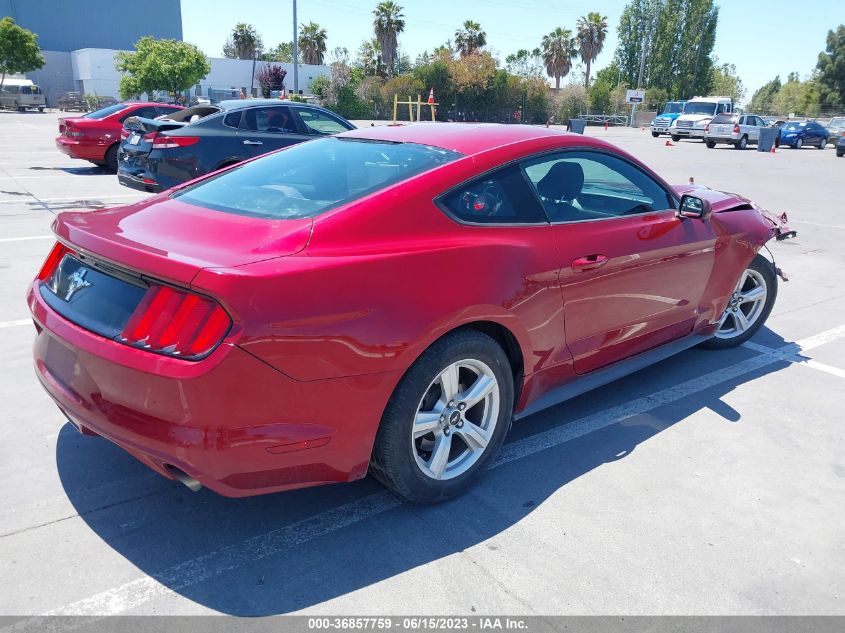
[223,22,263,60]
[576,12,608,88]
[541,27,577,90]
[454,20,486,57]
[299,22,328,65]
[373,1,405,79]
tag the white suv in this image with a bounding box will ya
[705,113,766,150]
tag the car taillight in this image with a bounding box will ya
[151,136,199,149]
[143,132,157,142]
[119,284,231,359]
[64,126,84,138]
[120,128,130,140]
[733,124,741,134]
[37,242,69,280]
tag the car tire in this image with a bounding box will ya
[671,134,680,142]
[700,254,777,350]
[370,329,514,504]
[706,140,716,148]
[818,139,827,149]
[735,135,748,150]
[651,131,659,138]
[104,145,119,172]
[795,138,803,149]
[837,151,844,158]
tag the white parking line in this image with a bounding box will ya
[8,321,842,622]
[0,235,53,243]
[0,319,31,329]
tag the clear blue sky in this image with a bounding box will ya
[182,0,841,102]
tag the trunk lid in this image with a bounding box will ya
[53,195,313,286]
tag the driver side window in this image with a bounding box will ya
[521,151,674,223]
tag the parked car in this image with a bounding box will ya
[649,100,686,137]
[29,123,796,503]
[779,120,829,149]
[117,99,355,192]
[55,102,183,171]
[57,92,87,112]
[824,117,845,145]
[704,113,767,149]
[836,135,845,157]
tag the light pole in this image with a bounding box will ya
[292,0,299,95]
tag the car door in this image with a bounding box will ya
[237,105,312,158]
[521,150,719,374]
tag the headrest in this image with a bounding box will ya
[535,161,584,201]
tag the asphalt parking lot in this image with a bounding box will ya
[1,110,843,618]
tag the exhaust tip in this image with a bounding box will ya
[165,465,202,492]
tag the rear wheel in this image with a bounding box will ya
[104,144,119,172]
[370,330,514,504]
[701,255,777,349]
[706,140,716,148]
[735,135,748,150]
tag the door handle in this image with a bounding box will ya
[571,254,608,271]
[242,140,263,145]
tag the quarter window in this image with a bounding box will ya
[440,165,547,225]
[522,151,674,223]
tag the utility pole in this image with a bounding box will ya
[631,7,659,126]
[292,0,299,95]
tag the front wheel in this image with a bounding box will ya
[795,138,803,149]
[370,330,514,504]
[735,135,748,150]
[671,134,680,142]
[701,255,777,349]
[651,131,660,138]
[818,139,827,149]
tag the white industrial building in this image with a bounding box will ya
[29,48,329,105]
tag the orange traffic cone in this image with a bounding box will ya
[665,140,674,146]
[604,121,609,130]
[770,145,776,154]
[428,88,435,104]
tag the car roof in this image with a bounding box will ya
[216,98,326,111]
[337,122,590,156]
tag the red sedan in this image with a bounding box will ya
[30,124,795,503]
[56,102,182,171]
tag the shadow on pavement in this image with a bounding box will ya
[55,328,796,615]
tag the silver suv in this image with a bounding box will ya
[705,113,767,150]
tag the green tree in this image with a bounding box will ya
[541,28,578,90]
[115,37,210,100]
[505,48,543,78]
[454,21,486,58]
[0,17,45,89]
[709,62,745,104]
[260,42,294,63]
[373,1,405,79]
[772,76,820,117]
[412,59,451,119]
[299,22,327,65]
[748,76,781,113]
[223,23,263,60]
[576,12,608,88]
[356,38,385,77]
[815,25,845,108]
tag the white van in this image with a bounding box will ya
[670,96,732,142]
[0,78,46,112]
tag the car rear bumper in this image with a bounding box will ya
[55,136,108,161]
[117,170,163,193]
[28,282,398,497]
[704,134,741,143]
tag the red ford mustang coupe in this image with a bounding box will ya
[56,102,182,171]
[29,123,795,503]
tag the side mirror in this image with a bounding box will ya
[678,194,712,220]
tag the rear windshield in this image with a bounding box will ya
[172,137,463,220]
[83,104,129,119]
[783,122,806,130]
[711,114,736,124]
[20,85,41,95]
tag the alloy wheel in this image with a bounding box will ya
[715,268,768,339]
[411,359,500,481]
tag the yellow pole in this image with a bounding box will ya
[393,94,398,123]
[416,94,421,122]
[407,96,413,122]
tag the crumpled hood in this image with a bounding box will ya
[672,184,796,239]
